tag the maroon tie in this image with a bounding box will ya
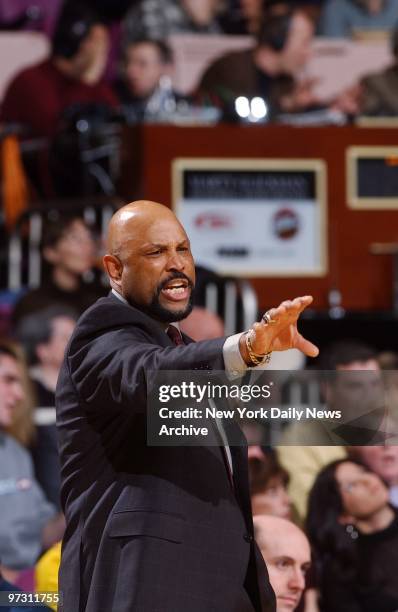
[167,325,184,346]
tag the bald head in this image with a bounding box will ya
[254,516,310,611]
[107,201,184,258]
[103,201,195,324]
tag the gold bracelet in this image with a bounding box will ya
[245,331,271,366]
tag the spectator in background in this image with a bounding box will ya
[348,26,398,116]
[277,340,380,521]
[115,38,185,122]
[0,3,116,139]
[307,458,398,611]
[123,0,224,41]
[12,216,105,327]
[254,515,311,611]
[16,306,77,508]
[196,8,318,118]
[249,451,292,519]
[179,306,224,340]
[349,446,398,508]
[0,341,64,585]
[319,0,398,39]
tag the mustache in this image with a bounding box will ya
[157,271,194,294]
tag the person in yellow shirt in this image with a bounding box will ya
[35,542,61,611]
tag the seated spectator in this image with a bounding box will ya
[12,215,105,327]
[349,445,398,508]
[196,8,318,118]
[0,341,64,584]
[249,451,292,519]
[277,340,380,521]
[356,26,398,116]
[254,515,311,611]
[0,3,116,139]
[319,0,398,39]
[35,541,61,612]
[16,306,77,508]
[115,38,185,122]
[123,0,224,41]
[307,458,398,611]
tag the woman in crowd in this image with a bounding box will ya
[249,448,292,519]
[307,459,398,612]
[0,341,64,586]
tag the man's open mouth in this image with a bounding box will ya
[161,278,190,301]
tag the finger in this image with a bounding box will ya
[294,334,319,358]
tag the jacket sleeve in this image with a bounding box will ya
[67,327,225,411]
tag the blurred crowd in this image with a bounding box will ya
[1,1,398,611]
[0,0,396,200]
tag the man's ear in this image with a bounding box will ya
[103,254,123,288]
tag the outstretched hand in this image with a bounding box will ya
[239,296,319,364]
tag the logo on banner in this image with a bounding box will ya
[273,208,299,240]
[194,213,233,230]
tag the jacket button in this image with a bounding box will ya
[243,533,253,543]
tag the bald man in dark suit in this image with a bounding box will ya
[56,200,318,611]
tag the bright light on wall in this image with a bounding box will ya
[250,97,267,120]
[235,96,250,118]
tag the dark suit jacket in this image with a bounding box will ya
[56,293,275,612]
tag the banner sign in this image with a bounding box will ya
[173,158,327,277]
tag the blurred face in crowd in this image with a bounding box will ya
[36,316,76,370]
[335,461,390,521]
[279,13,314,74]
[104,202,195,323]
[125,42,169,99]
[364,0,384,14]
[73,24,109,80]
[326,359,384,425]
[355,446,398,486]
[240,0,263,20]
[44,219,96,277]
[255,516,311,611]
[181,0,221,25]
[0,354,24,429]
[251,475,292,519]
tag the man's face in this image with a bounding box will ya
[327,360,384,421]
[116,214,195,323]
[239,0,263,20]
[73,24,109,79]
[37,316,76,369]
[0,355,24,428]
[44,219,96,277]
[125,43,167,99]
[261,529,310,611]
[356,445,398,486]
[280,13,313,75]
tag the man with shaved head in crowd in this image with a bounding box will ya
[56,200,318,612]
